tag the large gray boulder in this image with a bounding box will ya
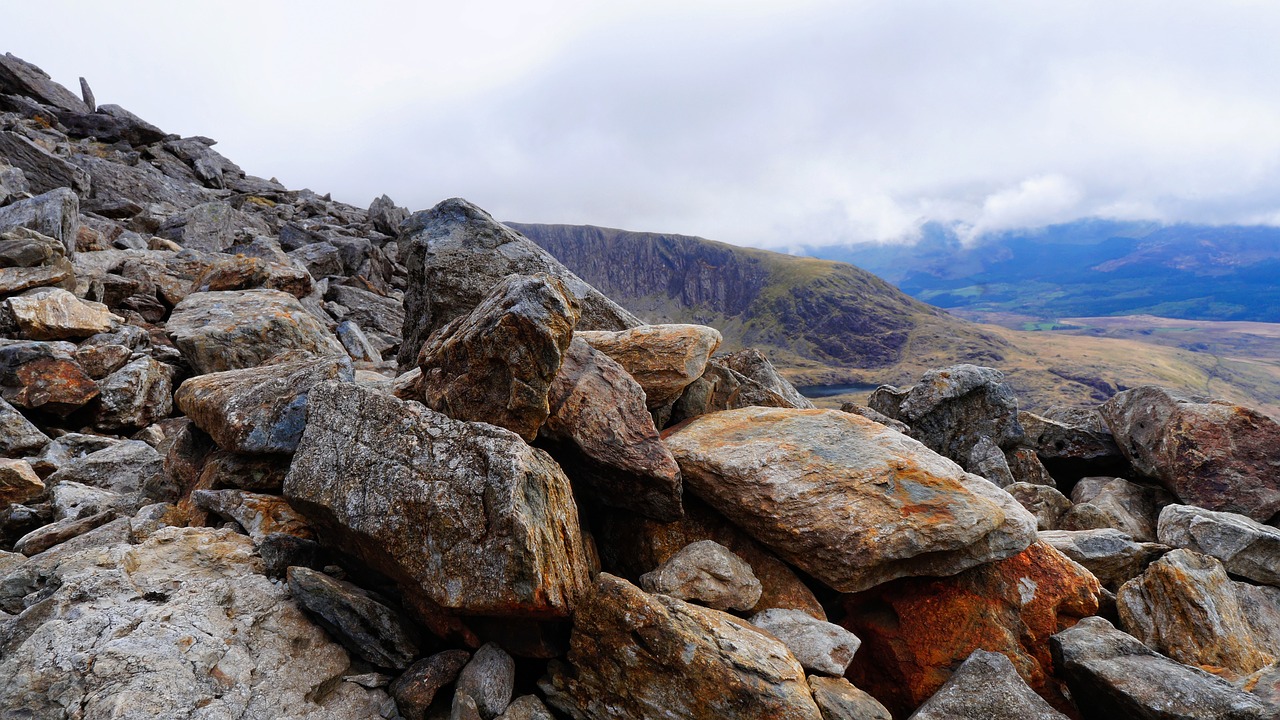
[0,187,79,257]
[0,53,91,112]
[0,132,90,195]
[396,198,639,369]
[639,540,762,612]
[1158,504,1280,588]
[908,649,1068,720]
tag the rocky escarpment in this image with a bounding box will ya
[2,52,1280,720]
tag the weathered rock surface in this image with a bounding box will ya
[844,541,1101,716]
[417,273,579,442]
[538,337,682,521]
[807,676,893,720]
[540,573,823,720]
[0,132,90,194]
[908,649,1069,720]
[397,198,639,369]
[193,489,313,543]
[167,289,345,375]
[718,348,815,409]
[92,355,175,431]
[175,355,353,454]
[0,526,390,718]
[1039,528,1167,590]
[0,53,91,112]
[0,187,78,256]
[1006,482,1072,530]
[1063,475,1173,541]
[496,696,554,720]
[1051,615,1270,719]
[0,458,43,505]
[389,650,471,720]
[1006,447,1057,487]
[286,566,422,670]
[576,323,722,410]
[44,439,164,499]
[5,287,116,340]
[284,381,590,619]
[670,360,798,424]
[663,407,1037,592]
[455,642,516,720]
[638,539,762,611]
[968,435,1015,486]
[0,395,48,455]
[1100,386,1280,521]
[1019,407,1125,479]
[749,608,861,676]
[1158,503,1280,587]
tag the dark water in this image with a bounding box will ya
[796,383,881,398]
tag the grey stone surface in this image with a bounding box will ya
[287,566,422,670]
[749,608,862,676]
[1158,503,1280,587]
[908,649,1068,720]
[640,540,762,611]
[454,642,515,720]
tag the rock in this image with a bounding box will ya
[93,356,175,431]
[540,573,823,720]
[390,649,472,720]
[5,287,116,339]
[72,152,212,214]
[417,273,579,442]
[538,337,682,521]
[1038,528,1168,590]
[0,526,390,718]
[968,435,1015,486]
[158,201,240,252]
[192,252,313,298]
[1158,504,1280,587]
[0,260,73,296]
[638,540,762,611]
[45,439,164,499]
[0,395,49,455]
[27,431,119,477]
[0,53,91,112]
[0,340,99,415]
[335,319,380,362]
[13,509,117,556]
[369,194,408,236]
[284,381,590,619]
[0,162,27,205]
[1118,548,1275,679]
[455,642,516,720]
[51,481,132,521]
[1051,615,1270,719]
[194,450,291,492]
[1006,482,1072,530]
[0,131,91,194]
[326,284,404,338]
[718,348,815,409]
[868,364,1024,467]
[193,489,313,543]
[397,198,639,370]
[807,676,892,720]
[0,188,79,257]
[596,495,826,619]
[1006,447,1057,487]
[496,696,554,720]
[1062,475,1173,541]
[670,361,798,424]
[1100,386,1280,521]
[576,324,722,409]
[167,289,346,375]
[662,407,1036,592]
[175,355,353,454]
[749,608,861,676]
[0,226,65,268]
[843,541,1101,716]
[286,566,422,670]
[75,342,133,379]
[908,649,1069,720]
[69,103,167,146]
[840,403,911,433]
[0,458,43,505]
[1019,407,1125,478]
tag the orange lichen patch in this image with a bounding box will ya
[842,541,1101,718]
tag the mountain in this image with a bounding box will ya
[807,220,1280,321]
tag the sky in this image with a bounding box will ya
[7,1,1280,249]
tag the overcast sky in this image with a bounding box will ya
[8,1,1280,248]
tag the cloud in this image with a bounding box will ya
[959,175,1085,243]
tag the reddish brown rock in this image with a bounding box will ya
[0,341,99,416]
[663,407,1037,592]
[417,273,579,442]
[1100,386,1280,521]
[843,540,1102,717]
[0,458,43,505]
[539,337,682,521]
[576,324,722,409]
[540,573,823,720]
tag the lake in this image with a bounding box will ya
[796,383,882,398]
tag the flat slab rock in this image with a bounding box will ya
[284,381,591,619]
[662,407,1037,592]
[1158,503,1280,588]
[540,573,823,720]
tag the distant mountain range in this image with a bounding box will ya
[801,220,1280,322]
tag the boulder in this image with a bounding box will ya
[496,696,554,720]
[397,198,639,369]
[1019,407,1126,479]
[167,289,345,375]
[807,676,892,720]
[0,188,78,257]
[868,364,1024,467]
[5,288,116,340]
[907,649,1068,720]
[58,103,167,146]
[670,361,798,424]
[157,201,241,252]
[718,348,815,409]
[13,508,118,556]
[540,573,823,720]
[284,381,590,619]
[1100,386,1280,521]
[539,337,682,521]
[638,540,761,611]
[75,342,133,379]
[0,526,390,718]
[0,53,91,112]
[0,395,49,455]
[1051,615,1270,719]
[368,194,408,236]
[1117,548,1275,679]
[0,162,26,205]
[454,642,516,720]
[286,566,422,670]
[576,324,722,410]
[1062,475,1173,541]
[0,132,91,195]
[844,541,1101,716]
[0,340,99,416]
[0,458,43,505]
[335,320,380,362]
[1005,448,1056,487]
[92,356,175,431]
[389,650,471,720]
[840,403,911,434]
[193,489,313,543]
[417,273,579,442]
[1006,482,1072,530]
[662,407,1037,592]
[749,608,861,676]
[967,436,1015,487]
[45,439,165,499]
[1158,504,1280,587]
[1038,529,1168,590]
[175,355,353,454]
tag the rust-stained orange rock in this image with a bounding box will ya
[663,407,1037,592]
[192,489,313,543]
[576,324,722,409]
[0,342,99,416]
[842,540,1102,717]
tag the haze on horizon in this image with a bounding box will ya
[7,0,1280,250]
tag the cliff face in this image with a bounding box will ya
[509,222,1012,374]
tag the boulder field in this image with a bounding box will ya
[2,52,1280,719]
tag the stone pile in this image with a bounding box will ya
[1,52,1279,720]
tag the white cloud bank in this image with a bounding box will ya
[7,0,1280,248]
